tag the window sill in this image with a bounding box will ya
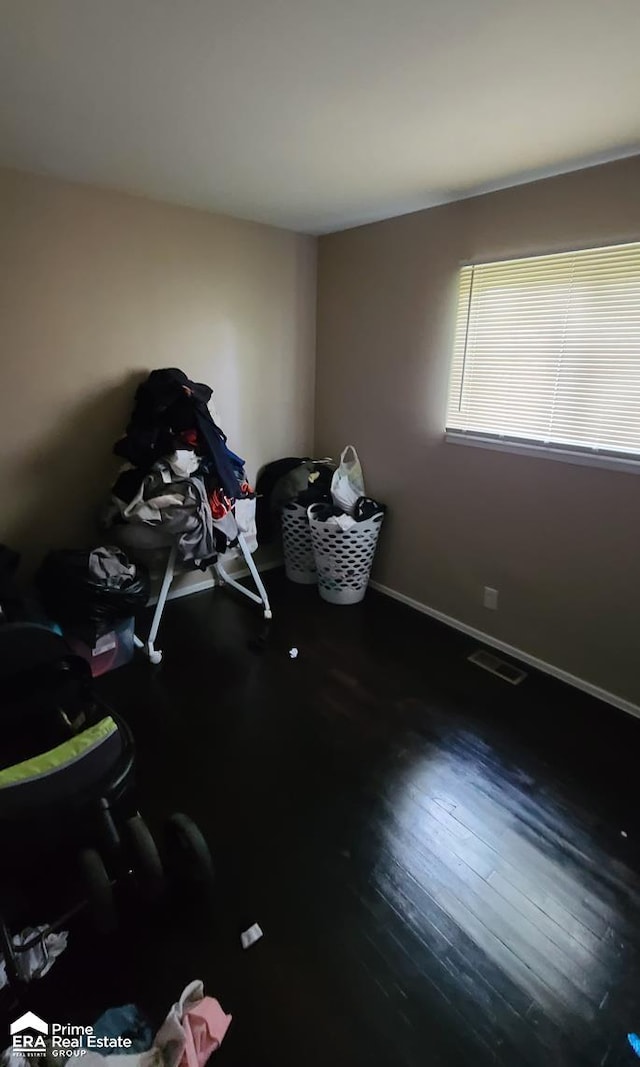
[444,431,640,475]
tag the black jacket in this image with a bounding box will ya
[114,368,244,499]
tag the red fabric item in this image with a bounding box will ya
[180,429,199,448]
[209,489,232,519]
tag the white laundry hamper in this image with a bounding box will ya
[281,501,317,584]
[307,504,384,605]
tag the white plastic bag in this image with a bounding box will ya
[330,446,365,516]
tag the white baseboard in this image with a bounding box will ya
[369,580,640,721]
[148,558,282,605]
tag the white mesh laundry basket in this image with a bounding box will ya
[307,505,384,604]
[281,501,317,584]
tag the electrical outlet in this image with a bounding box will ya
[483,586,498,610]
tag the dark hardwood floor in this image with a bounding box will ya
[10,571,640,1066]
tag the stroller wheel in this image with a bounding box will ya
[125,815,166,901]
[78,848,117,934]
[165,813,215,903]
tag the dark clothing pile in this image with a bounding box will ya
[310,495,387,525]
[113,368,245,497]
[255,458,335,542]
[104,369,254,567]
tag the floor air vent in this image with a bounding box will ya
[468,648,527,685]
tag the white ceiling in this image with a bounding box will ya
[1,0,639,234]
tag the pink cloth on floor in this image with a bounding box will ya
[178,998,232,1067]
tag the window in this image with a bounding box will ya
[446,241,640,466]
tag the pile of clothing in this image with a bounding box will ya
[306,494,386,530]
[255,457,336,542]
[0,980,231,1067]
[83,981,231,1067]
[256,454,385,536]
[103,369,256,567]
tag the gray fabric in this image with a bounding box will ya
[173,473,215,566]
[212,510,238,544]
[104,464,215,566]
[271,462,317,514]
[88,546,136,587]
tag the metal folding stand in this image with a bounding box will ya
[133,533,272,664]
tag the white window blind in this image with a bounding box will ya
[446,241,640,460]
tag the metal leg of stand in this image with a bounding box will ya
[135,542,178,664]
[215,533,272,619]
[239,534,272,619]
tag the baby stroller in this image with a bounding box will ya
[0,623,214,999]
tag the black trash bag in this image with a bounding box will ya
[36,546,150,628]
[0,544,21,623]
[0,544,54,627]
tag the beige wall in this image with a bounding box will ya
[316,156,640,706]
[0,167,316,575]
